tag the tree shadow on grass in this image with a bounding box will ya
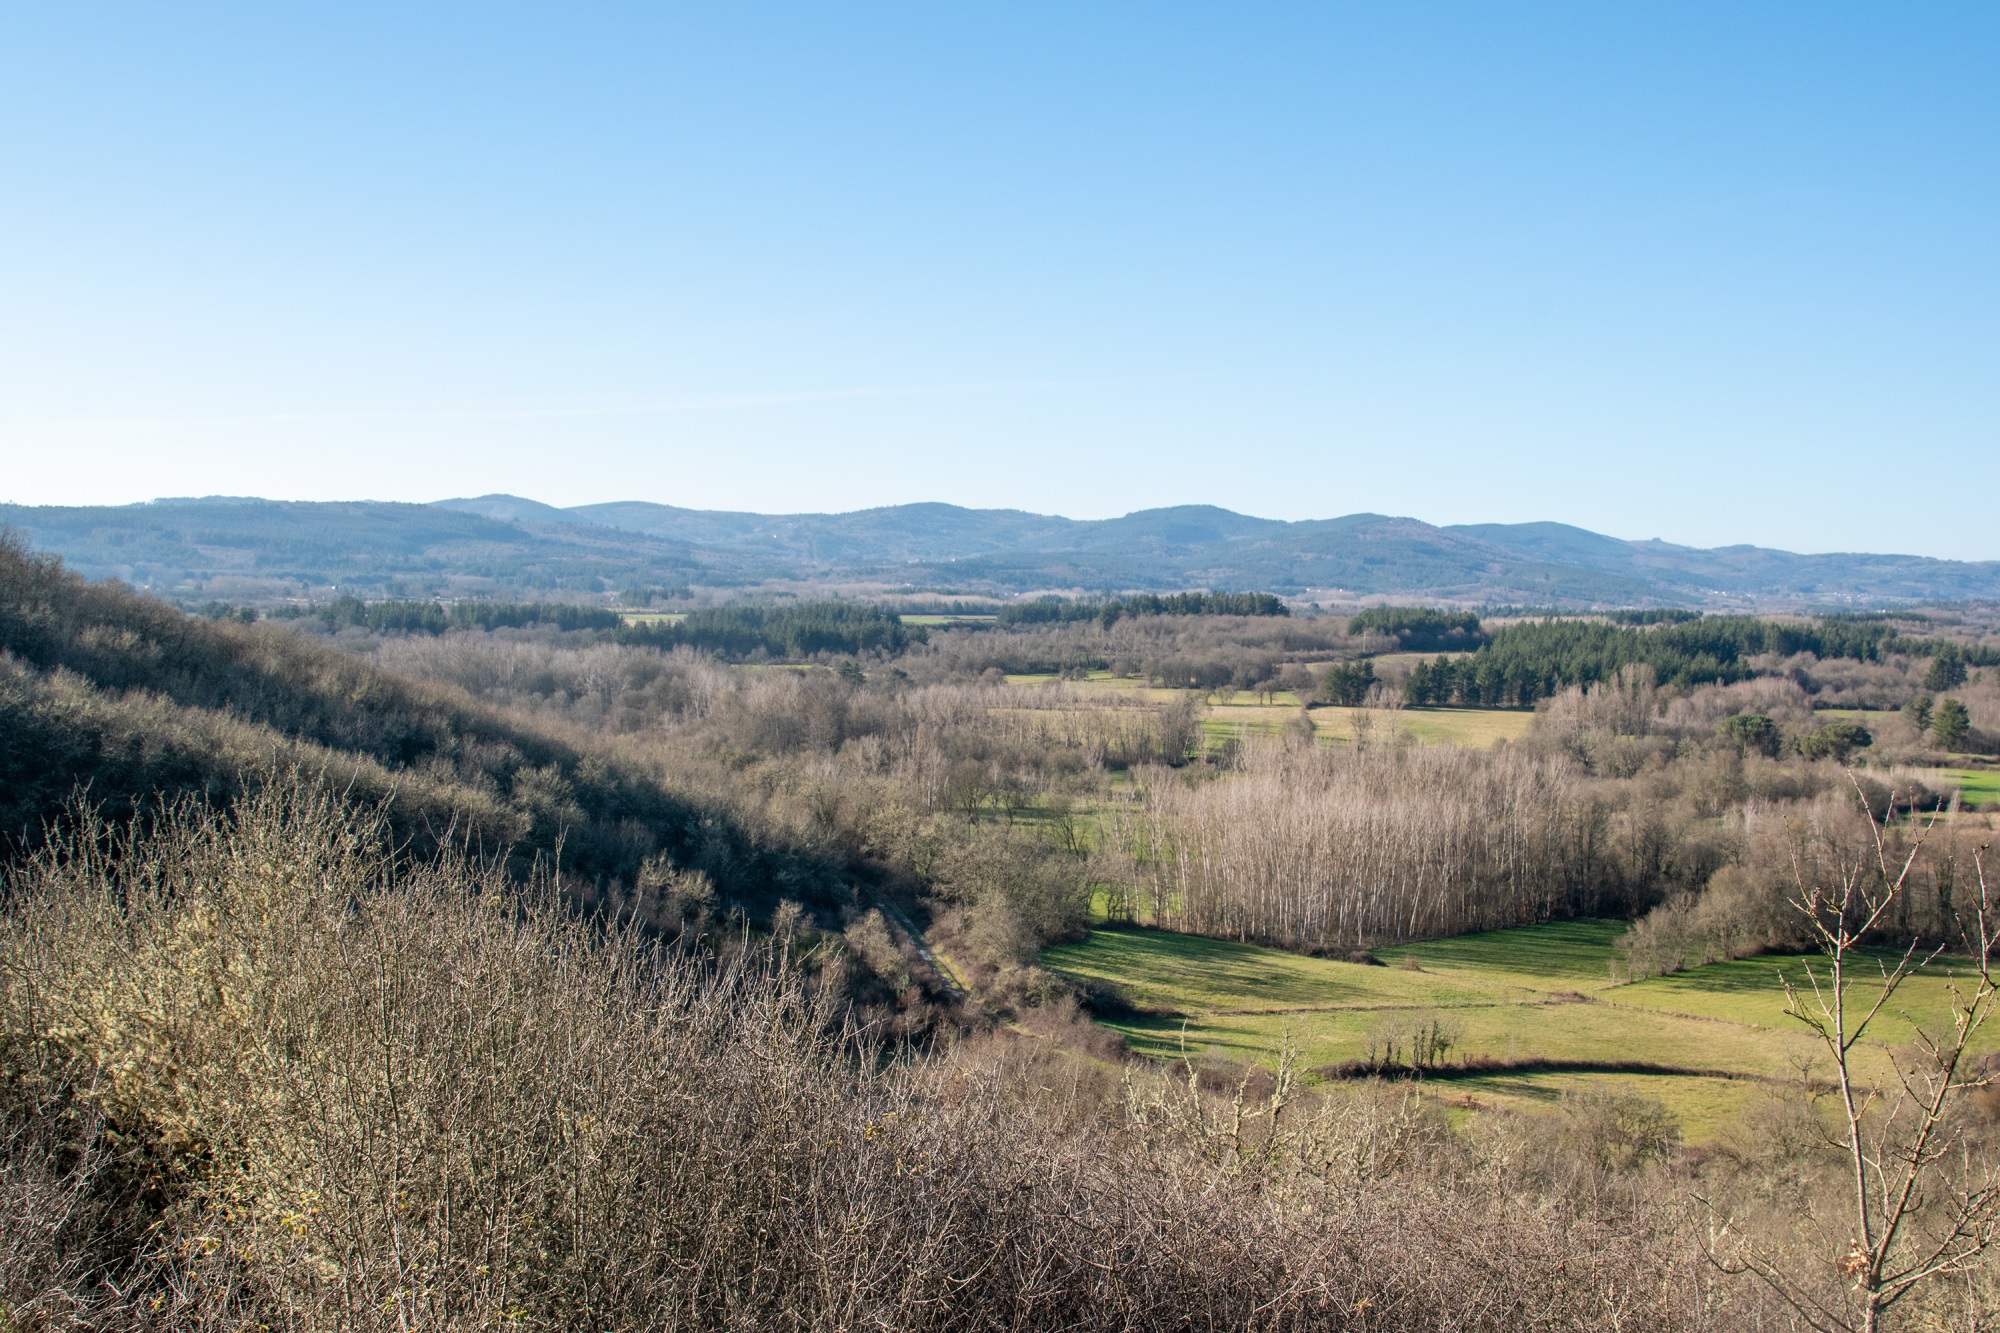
[1045,926,1374,1008]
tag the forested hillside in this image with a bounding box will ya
[10,493,2000,605]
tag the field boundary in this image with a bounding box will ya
[1209,997,1542,1016]
[1313,1056,1799,1087]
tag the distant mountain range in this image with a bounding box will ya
[2,494,1995,609]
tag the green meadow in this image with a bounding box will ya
[1944,767,2000,807]
[1192,702,1532,750]
[1002,671,1531,751]
[1043,920,1995,1140]
[1307,703,1532,748]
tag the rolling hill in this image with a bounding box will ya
[1,494,1994,607]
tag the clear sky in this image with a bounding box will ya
[2,4,1994,558]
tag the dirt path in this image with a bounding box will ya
[876,901,971,997]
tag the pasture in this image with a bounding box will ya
[1043,921,1995,1140]
[1003,672,1531,751]
[1196,702,1532,749]
[1305,704,1533,748]
[1943,766,2000,808]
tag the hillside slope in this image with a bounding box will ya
[4,494,1996,606]
[0,536,849,910]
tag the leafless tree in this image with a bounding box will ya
[1119,741,1607,949]
[1719,774,1999,1332]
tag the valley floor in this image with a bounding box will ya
[1004,670,1536,748]
[1044,919,1996,1140]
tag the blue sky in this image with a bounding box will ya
[2,4,1994,557]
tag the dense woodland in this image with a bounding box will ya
[6,536,2000,1328]
[997,591,1290,625]
[1405,615,2000,706]
[620,601,923,658]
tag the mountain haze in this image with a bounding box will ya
[1,495,1993,608]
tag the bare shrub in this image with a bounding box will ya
[0,785,1759,1331]
[1712,778,2000,1331]
[1014,993,1131,1064]
[1557,1087,1683,1173]
[0,1109,145,1331]
[1621,786,1992,979]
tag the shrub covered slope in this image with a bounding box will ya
[0,535,847,910]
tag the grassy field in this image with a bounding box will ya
[1003,673,1531,751]
[1043,921,1994,1139]
[1944,767,2000,807]
[1364,650,1475,671]
[1310,704,1532,747]
[618,611,997,627]
[1805,711,1998,807]
[1198,703,1533,749]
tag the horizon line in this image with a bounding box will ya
[4,492,1997,567]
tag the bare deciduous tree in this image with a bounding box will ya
[1119,742,1607,949]
[1718,774,1998,1332]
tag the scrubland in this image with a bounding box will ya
[6,537,2000,1328]
[5,790,1762,1331]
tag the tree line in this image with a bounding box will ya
[1346,605,1487,651]
[1116,743,1608,949]
[618,601,921,659]
[273,595,625,634]
[1404,616,1997,707]
[995,591,1288,627]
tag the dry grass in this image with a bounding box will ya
[1013,672,1531,751]
[1311,704,1534,748]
